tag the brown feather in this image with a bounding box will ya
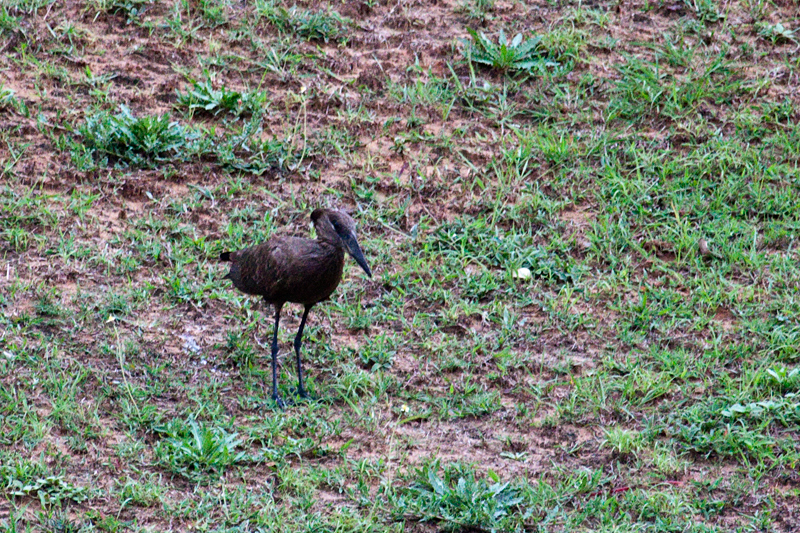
[220,209,368,306]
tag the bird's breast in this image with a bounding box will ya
[281,245,345,306]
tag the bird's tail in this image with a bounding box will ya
[220,252,233,280]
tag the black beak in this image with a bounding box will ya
[341,232,372,278]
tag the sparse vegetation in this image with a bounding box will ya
[456,0,495,22]
[463,29,561,75]
[0,84,28,116]
[155,418,246,482]
[257,2,348,43]
[176,75,269,117]
[756,21,797,45]
[76,106,198,168]
[388,460,527,532]
[1,0,799,531]
[89,0,149,22]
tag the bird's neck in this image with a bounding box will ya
[316,240,345,266]
[316,231,343,248]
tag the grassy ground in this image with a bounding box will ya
[1,0,800,531]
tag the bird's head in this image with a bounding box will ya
[311,208,372,278]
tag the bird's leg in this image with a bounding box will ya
[294,305,312,399]
[270,302,285,409]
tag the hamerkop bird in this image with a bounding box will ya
[220,208,372,407]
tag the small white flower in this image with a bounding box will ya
[106,315,116,323]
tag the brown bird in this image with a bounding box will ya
[220,208,372,407]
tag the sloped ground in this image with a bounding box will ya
[1,0,800,531]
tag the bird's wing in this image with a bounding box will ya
[227,237,338,302]
[228,239,288,296]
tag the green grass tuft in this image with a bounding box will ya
[76,106,198,168]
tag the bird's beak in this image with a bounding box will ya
[341,232,372,278]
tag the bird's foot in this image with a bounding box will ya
[271,394,287,410]
[293,388,317,403]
